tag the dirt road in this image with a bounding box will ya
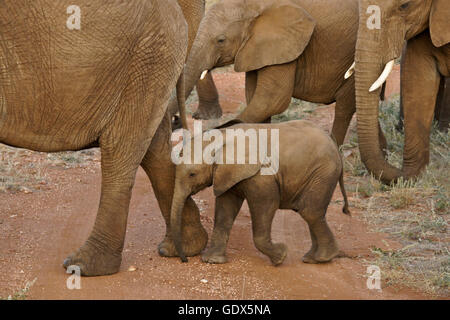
[0,66,426,300]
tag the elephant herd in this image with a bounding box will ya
[0,0,448,276]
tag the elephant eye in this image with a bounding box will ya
[399,2,410,10]
[189,172,196,177]
[217,35,226,44]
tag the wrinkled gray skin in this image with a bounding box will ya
[0,0,208,276]
[171,121,350,265]
[398,77,450,133]
[354,0,450,183]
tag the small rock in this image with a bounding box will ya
[128,266,137,272]
[200,279,208,284]
[20,187,32,194]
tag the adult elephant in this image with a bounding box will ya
[0,0,207,276]
[177,0,388,149]
[353,0,449,183]
[168,1,222,121]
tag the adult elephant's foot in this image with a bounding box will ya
[158,223,208,257]
[63,241,122,276]
[201,249,227,264]
[193,101,222,120]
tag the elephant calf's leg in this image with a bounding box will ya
[247,196,287,266]
[299,177,340,264]
[305,215,339,263]
[301,225,318,264]
[202,192,244,264]
[141,113,208,257]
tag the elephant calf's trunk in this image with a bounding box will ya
[170,192,188,263]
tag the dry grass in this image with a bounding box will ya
[0,278,36,300]
[341,97,449,296]
[272,98,319,123]
[0,144,99,193]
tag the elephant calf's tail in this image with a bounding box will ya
[330,134,351,216]
[339,168,351,216]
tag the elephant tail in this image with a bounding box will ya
[176,68,188,130]
[339,167,351,216]
[330,134,351,216]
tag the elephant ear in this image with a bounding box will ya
[212,132,261,197]
[234,2,316,73]
[213,163,260,197]
[430,0,450,47]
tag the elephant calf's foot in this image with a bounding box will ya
[267,243,288,266]
[302,248,318,264]
[158,224,208,258]
[63,242,122,276]
[201,249,228,264]
[193,102,222,120]
[305,243,339,264]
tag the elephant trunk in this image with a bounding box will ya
[168,28,215,118]
[354,22,402,184]
[170,183,189,262]
[184,30,215,103]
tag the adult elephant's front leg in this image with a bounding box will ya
[401,36,441,178]
[193,72,222,120]
[141,113,207,257]
[63,124,155,276]
[237,62,296,123]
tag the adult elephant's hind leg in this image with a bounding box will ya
[141,112,207,257]
[63,122,155,276]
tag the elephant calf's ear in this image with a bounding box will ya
[430,0,450,47]
[213,164,260,197]
[234,3,316,73]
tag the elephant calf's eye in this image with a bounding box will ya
[189,173,196,177]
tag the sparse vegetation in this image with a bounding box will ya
[0,278,36,300]
[344,97,449,296]
[272,98,315,123]
[0,144,99,193]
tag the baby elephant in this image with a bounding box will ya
[170,120,350,265]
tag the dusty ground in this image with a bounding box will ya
[2,64,440,300]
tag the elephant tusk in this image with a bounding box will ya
[344,62,355,79]
[369,60,395,92]
[200,70,208,80]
